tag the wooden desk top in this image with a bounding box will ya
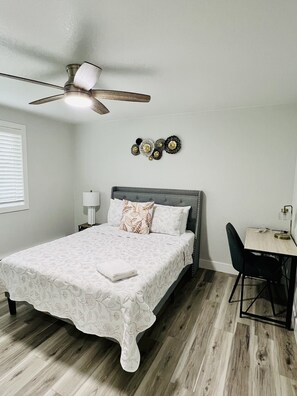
[244,228,297,257]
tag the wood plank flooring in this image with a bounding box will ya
[0,269,296,396]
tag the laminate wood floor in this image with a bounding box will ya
[0,269,296,396]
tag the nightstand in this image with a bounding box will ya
[78,223,100,232]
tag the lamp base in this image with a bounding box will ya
[274,232,291,240]
[87,207,96,225]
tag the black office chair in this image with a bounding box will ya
[226,223,282,316]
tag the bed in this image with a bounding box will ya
[0,186,203,372]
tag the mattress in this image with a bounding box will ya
[0,224,194,372]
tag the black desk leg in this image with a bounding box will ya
[286,257,297,330]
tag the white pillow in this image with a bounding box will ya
[180,206,191,234]
[151,204,184,236]
[107,198,124,226]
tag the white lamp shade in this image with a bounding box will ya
[83,191,100,207]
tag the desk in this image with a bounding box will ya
[243,227,297,329]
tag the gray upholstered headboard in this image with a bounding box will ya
[111,186,203,275]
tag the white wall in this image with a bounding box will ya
[0,105,74,258]
[74,104,297,272]
[292,157,297,242]
[292,157,297,337]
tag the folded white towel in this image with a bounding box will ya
[96,259,138,282]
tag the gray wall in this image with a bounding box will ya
[74,105,297,273]
[0,105,74,258]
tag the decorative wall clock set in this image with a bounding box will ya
[131,135,181,161]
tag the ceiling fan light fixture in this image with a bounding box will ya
[0,61,151,115]
[64,92,92,108]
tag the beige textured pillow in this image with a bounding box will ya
[120,200,154,234]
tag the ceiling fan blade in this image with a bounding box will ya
[29,94,64,105]
[92,89,150,102]
[90,98,109,115]
[74,62,102,91]
[0,72,64,91]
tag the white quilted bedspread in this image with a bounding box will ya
[0,224,194,372]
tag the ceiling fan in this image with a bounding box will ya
[0,62,151,115]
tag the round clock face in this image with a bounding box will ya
[152,149,162,160]
[140,139,154,156]
[165,135,181,154]
[131,144,140,155]
[155,138,165,150]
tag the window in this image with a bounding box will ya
[0,120,29,214]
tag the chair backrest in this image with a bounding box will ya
[226,222,244,273]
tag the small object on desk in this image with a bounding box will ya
[78,223,99,232]
[257,228,269,233]
[274,231,290,240]
[274,204,293,240]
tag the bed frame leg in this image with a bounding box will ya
[5,294,16,315]
[8,298,16,315]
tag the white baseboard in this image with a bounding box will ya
[199,259,237,275]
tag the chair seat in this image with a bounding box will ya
[244,252,282,281]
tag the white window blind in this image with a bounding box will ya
[0,121,29,214]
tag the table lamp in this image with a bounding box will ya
[83,190,100,225]
[274,204,293,240]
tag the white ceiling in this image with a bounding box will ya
[0,0,297,124]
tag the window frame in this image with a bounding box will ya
[0,120,29,214]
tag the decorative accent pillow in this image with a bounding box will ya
[150,204,185,236]
[119,200,154,234]
[107,198,124,226]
